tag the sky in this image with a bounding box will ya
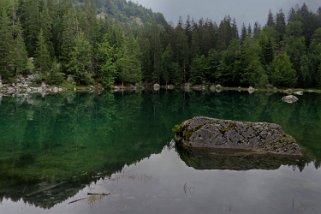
[133,0,321,26]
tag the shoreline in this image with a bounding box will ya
[1,82,321,97]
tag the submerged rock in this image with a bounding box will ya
[174,117,302,156]
[282,95,299,104]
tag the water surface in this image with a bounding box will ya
[0,91,320,214]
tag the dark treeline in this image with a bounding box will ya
[0,0,321,88]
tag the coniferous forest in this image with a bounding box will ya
[1,0,321,89]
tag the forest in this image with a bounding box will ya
[0,0,321,89]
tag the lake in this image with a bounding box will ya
[0,91,320,214]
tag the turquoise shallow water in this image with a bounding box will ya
[0,91,320,214]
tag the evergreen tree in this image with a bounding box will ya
[67,32,94,85]
[241,23,247,41]
[0,9,14,80]
[270,52,297,87]
[285,21,306,86]
[60,6,79,72]
[96,34,118,88]
[217,16,237,51]
[18,0,41,56]
[189,55,207,84]
[35,28,51,81]
[253,22,261,37]
[206,48,220,83]
[267,10,275,27]
[173,21,189,82]
[12,19,28,75]
[275,10,286,41]
[247,24,252,37]
[218,39,242,85]
[259,27,276,67]
[118,36,142,85]
[160,44,177,85]
[240,38,268,86]
[39,1,54,56]
[299,55,312,86]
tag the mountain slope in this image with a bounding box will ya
[78,0,167,25]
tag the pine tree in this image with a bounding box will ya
[0,9,14,80]
[60,6,79,72]
[80,0,97,44]
[285,21,306,86]
[253,22,261,37]
[12,19,28,75]
[189,55,207,84]
[299,55,312,86]
[206,48,220,83]
[270,52,297,87]
[118,36,142,85]
[259,27,276,67]
[39,1,54,56]
[275,10,286,41]
[241,23,247,41]
[67,32,94,85]
[18,0,40,56]
[247,24,252,37]
[96,34,118,88]
[218,39,242,85]
[241,38,267,86]
[35,28,51,81]
[267,10,275,27]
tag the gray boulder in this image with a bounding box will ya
[248,86,255,94]
[294,91,303,96]
[153,83,160,91]
[282,95,298,104]
[174,117,302,156]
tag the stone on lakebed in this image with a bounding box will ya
[173,117,302,156]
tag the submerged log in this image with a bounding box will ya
[174,117,302,156]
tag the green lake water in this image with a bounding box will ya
[0,91,320,214]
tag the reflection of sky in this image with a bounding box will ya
[1,146,321,214]
[133,0,320,26]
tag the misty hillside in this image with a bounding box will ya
[77,0,167,25]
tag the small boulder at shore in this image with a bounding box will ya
[248,86,255,94]
[215,84,223,93]
[153,84,160,91]
[294,91,303,96]
[282,95,299,104]
[174,117,302,156]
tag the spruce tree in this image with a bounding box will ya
[67,32,93,85]
[97,35,118,88]
[275,10,286,41]
[270,52,297,87]
[118,36,142,85]
[0,9,14,80]
[12,19,28,75]
[267,10,275,27]
[35,28,51,81]
[241,38,267,86]
[18,0,40,56]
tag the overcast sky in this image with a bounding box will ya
[132,0,320,26]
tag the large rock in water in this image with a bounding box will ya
[174,117,302,156]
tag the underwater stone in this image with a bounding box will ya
[174,117,302,156]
